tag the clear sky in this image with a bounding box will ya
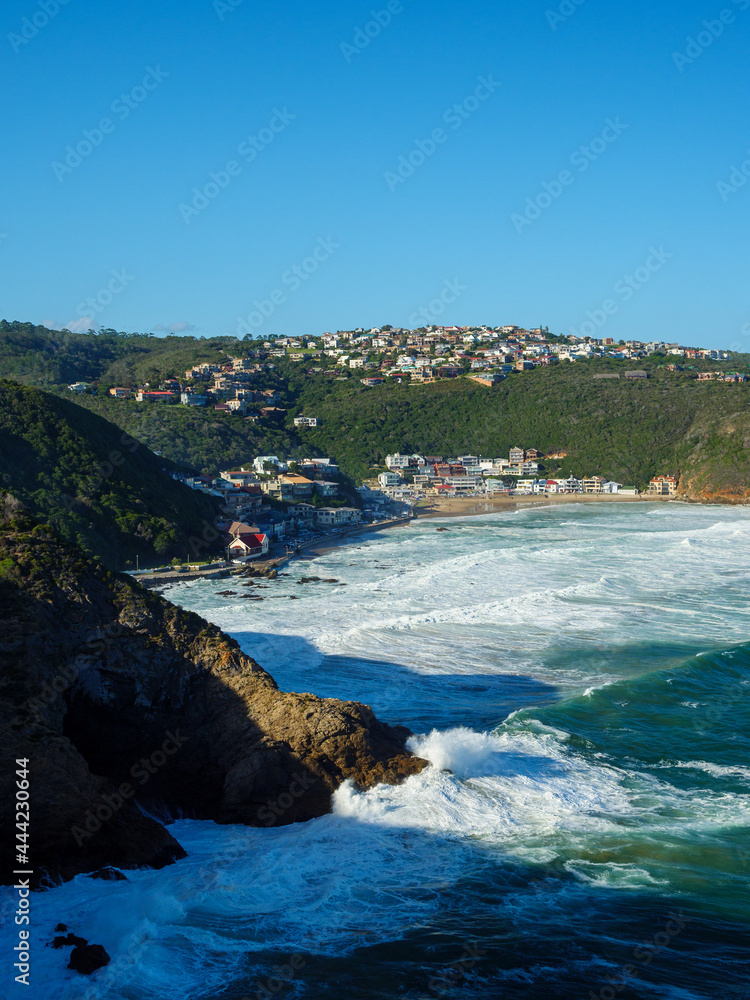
[1,0,748,347]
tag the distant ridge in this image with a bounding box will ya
[0,380,220,569]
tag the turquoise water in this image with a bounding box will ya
[12,503,750,999]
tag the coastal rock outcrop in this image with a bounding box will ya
[0,506,426,884]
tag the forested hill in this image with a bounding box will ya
[0,381,221,569]
[60,358,750,500]
[290,363,750,497]
[2,321,750,499]
[0,320,241,387]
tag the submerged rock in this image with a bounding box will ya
[87,867,127,881]
[68,943,110,975]
[51,933,87,949]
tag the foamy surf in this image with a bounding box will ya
[27,503,750,1000]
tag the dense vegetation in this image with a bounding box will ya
[2,321,750,499]
[289,357,750,490]
[0,320,247,388]
[0,381,222,569]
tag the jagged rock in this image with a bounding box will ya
[0,514,426,884]
[68,943,110,975]
[87,867,127,881]
[51,932,87,949]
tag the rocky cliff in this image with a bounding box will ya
[0,498,426,885]
[677,410,750,504]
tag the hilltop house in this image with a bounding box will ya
[220,471,259,487]
[261,474,315,501]
[136,390,176,402]
[378,472,400,488]
[180,392,207,406]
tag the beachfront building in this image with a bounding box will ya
[647,475,679,496]
[314,507,362,527]
[227,532,270,562]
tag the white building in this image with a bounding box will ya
[378,472,400,488]
[385,453,412,470]
[294,416,319,427]
[314,507,362,527]
[253,455,287,474]
[220,470,259,486]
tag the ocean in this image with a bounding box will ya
[12,503,750,999]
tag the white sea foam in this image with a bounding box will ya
[28,503,750,999]
[674,760,750,782]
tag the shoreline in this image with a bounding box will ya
[290,494,673,560]
[152,494,720,581]
[414,492,660,520]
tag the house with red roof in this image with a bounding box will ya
[226,531,269,562]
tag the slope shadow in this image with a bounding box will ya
[230,630,560,733]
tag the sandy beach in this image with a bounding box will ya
[415,492,659,519]
[288,494,668,560]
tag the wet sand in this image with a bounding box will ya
[292,495,664,559]
[416,493,657,519]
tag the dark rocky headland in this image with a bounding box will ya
[0,496,426,885]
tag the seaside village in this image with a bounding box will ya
[66,324,700,564]
[171,447,679,564]
[171,455,366,564]
[374,450,679,501]
[67,325,742,402]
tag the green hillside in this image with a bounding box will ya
[290,358,750,490]
[0,381,222,569]
[2,322,750,499]
[0,320,247,388]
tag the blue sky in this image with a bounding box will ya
[1,0,748,347]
